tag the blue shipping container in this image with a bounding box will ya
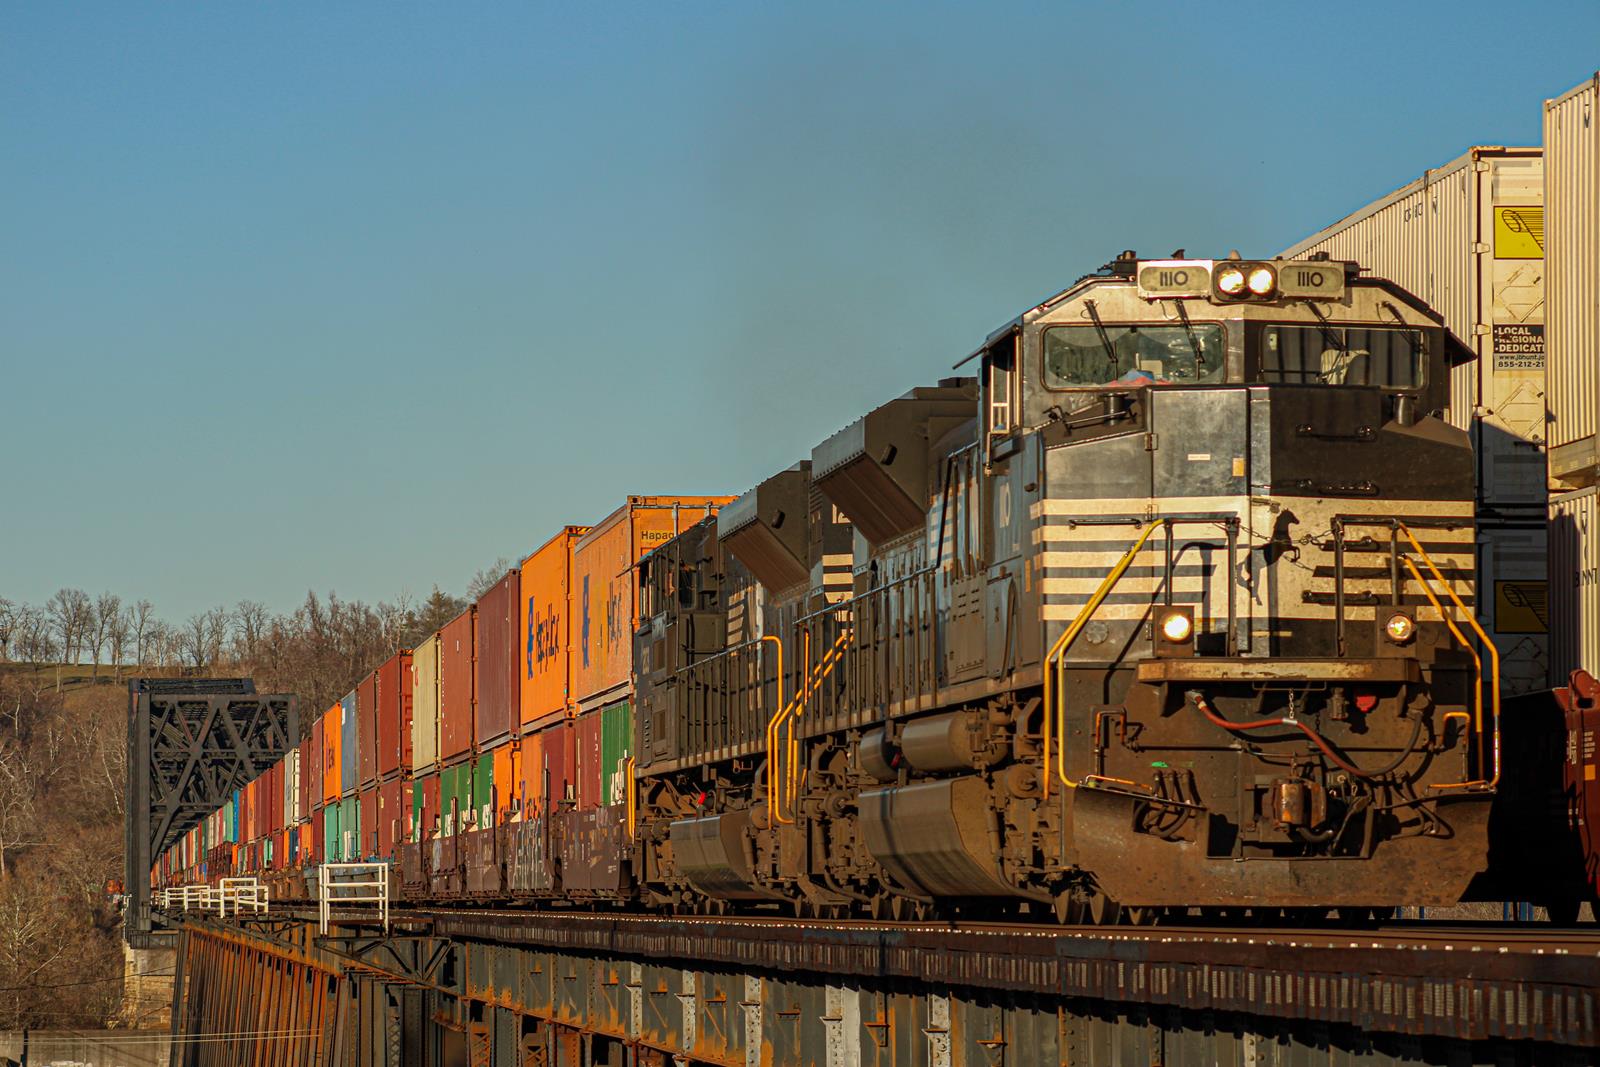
[341,690,359,797]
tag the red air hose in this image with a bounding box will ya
[1185,689,1382,779]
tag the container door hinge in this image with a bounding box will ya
[1144,433,1158,452]
[1472,242,1491,254]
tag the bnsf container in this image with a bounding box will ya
[439,608,476,763]
[340,690,359,797]
[520,526,589,731]
[358,671,379,788]
[1545,75,1600,488]
[1282,147,1547,507]
[1550,486,1600,680]
[572,496,730,708]
[412,634,441,772]
[376,650,414,780]
[474,570,520,751]
[321,704,342,804]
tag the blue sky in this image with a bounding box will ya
[3,3,1595,620]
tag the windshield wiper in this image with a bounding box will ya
[1305,302,1352,382]
[1381,300,1427,359]
[1084,299,1120,378]
[1172,299,1207,369]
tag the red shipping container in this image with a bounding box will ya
[419,774,441,841]
[474,570,520,751]
[298,738,313,824]
[358,670,379,788]
[267,762,283,837]
[377,650,414,780]
[546,720,575,808]
[576,712,603,810]
[310,715,325,810]
[439,608,476,763]
[360,786,378,861]
[377,777,412,861]
[312,808,326,863]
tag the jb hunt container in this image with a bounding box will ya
[321,704,342,804]
[1550,486,1600,680]
[520,526,589,731]
[358,670,378,788]
[376,650,414,780]
[1545,75,1600,489]
[1281,146,1547,510]
[340,690,359,797]
[412,633,441,772]
[571,496,731,709]
[475,570,520,751]
[440,607,476,763]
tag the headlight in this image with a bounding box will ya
[1215,266,1247,295]
[1384,612,1416,645]
[1246,265,1277,295]
[1160,610,1194,643]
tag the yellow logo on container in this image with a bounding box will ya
[1494,206,1545,259]
[1494,579,1548,633]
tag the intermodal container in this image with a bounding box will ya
[359,786,378,861]
[572,496,730,707]
[285,748,302,826]
[472,752,495,830]
[547,720,574,808]
[575,710,603,810]
[492,743,518,821]
[414,771,440,843]
[1281,147,1547,507]
[412,634,441,772]
[267,760,284,839]
[601,699,632,808]
[1476,523,1552,697]
[475,570,520,751]
[342,795,361,863]
[376,650,414,780]
[440,762,471,837]
[518,731,543,814]
[242,779,255,843]
[321,704,342,804]
[520,527,589,731]
[1545,75,1600,488]
[376,777,410,860]
[439,608,476,763]
[340,690,359,797]
[358,670,379,788]
[308,720,324,812]
[1550,486,1600,680]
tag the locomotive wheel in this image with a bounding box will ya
[1544,898,1581,925]
[1122,905,1157,926]
[1052,892,1086,925]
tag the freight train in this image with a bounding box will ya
[153,252,1600,924]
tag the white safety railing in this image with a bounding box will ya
[168,884,213,911]
[216,877,269,917]
[317,862,389,935]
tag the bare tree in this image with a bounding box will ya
[131,599,155,665]
[232,599,269,663]
[0,597,14,661]
[86,592,121,675]
[0,741,41,877]
[45,588,92,665]
[467,558,512,602]
[11,605,56,664]
[106,602,133,671]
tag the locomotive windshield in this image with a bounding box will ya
[1042,323,1226,388]
[1257,324,1427,388]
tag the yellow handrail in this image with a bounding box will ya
[784,630,851,815]
[1043,522,1162,795]
[1398,523,1501,790]
[761,634,788,824]
[623,755,636,836]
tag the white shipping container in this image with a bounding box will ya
[1544,75,1599,486]
[411,632,441,771]
[1476,523,1550,697]
[1282,147,1547,507]
[1549,486,1600,682]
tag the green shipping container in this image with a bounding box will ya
[340,796,360,862]
[322,805,339,862]
[441,763,471,837]
[472,753,494,830]
[602,700,632,808]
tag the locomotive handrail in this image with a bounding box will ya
[765,628,852,823]
[1043,522,1162,796]
[623,756,637,836]
[1396,522,1502,791]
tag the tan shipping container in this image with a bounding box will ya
[572,495,732,708]
[1282,146,1546,507]
[520,526,589,731]
[411,633,441,772]
[1549,487,1600,682]
[1545,75,1600,487]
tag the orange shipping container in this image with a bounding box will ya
[519,526,589,731]
[321,704,343,804]
[493,744,518,820]
[571,496,730,707]
[518,731,543,815]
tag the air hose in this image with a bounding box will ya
[1185,689,1422,779]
